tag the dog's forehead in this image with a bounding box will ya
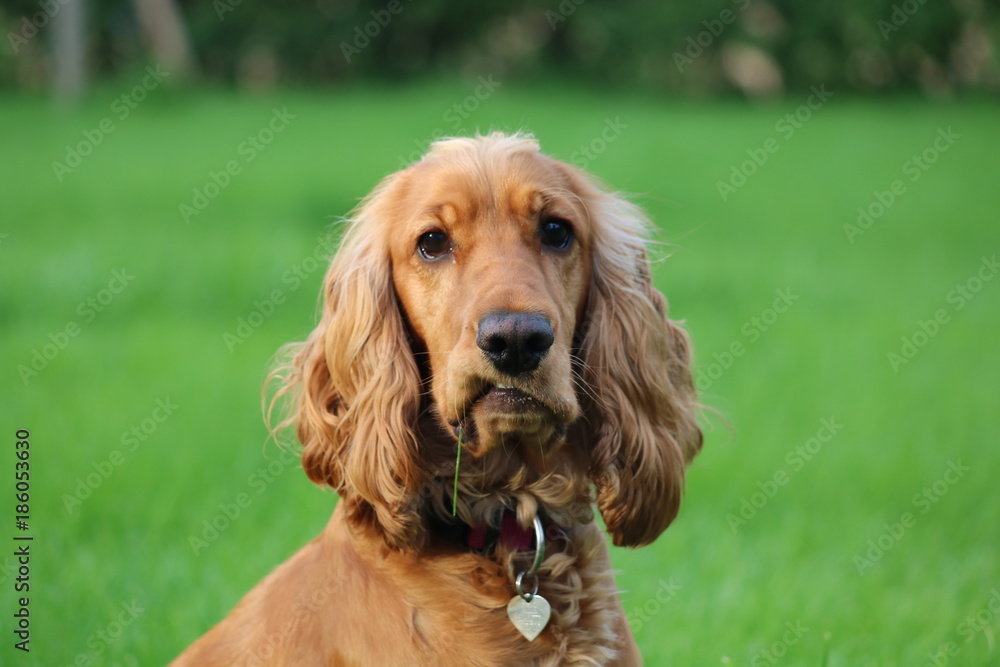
[405,150,574,226]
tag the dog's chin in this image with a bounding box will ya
[456,387,566,457]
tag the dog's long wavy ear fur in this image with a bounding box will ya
[574,180,703,548]
[271,176,424,549]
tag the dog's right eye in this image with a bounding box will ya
[417,231,453,261]
[540,218,574,250]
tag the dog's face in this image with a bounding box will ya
[283,133,702,549]
[387,149,592,459]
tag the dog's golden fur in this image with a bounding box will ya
[173,132,701,666]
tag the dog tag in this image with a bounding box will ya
[507,593,551,641]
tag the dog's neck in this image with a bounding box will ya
[409,416,594,566]
[426,507,545,556]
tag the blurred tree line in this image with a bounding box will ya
[2,0,997,96]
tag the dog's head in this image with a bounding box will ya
[273,133,701,549]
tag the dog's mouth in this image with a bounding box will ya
[476,385,548,413]
[449,382,569,456]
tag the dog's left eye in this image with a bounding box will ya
[417,230,453,261]
[540,218,574,250]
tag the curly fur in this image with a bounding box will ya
[173,132,701,666]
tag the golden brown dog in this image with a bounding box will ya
[173,132,702,666]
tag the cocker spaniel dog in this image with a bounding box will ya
[173,132,702,666]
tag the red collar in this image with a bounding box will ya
[467,511,536,552]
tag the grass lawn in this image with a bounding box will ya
[2,80,998,665]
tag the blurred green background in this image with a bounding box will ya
[2,1,999,665]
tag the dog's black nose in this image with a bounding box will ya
[476,312,554,376]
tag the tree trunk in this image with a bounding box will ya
[131,0,196,79]
[52,0,86,104]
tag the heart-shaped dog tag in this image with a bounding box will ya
[507,594,551,641]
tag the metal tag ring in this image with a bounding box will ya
[528,514,545,575]
[513,515,546,602]
[515,570,539,602]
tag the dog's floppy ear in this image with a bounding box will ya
[574,180,702,548]
[274,176,424,549]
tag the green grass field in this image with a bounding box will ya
[2,80,998,665]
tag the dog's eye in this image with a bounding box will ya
[417,231,453,261]
[540,218,573,250]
